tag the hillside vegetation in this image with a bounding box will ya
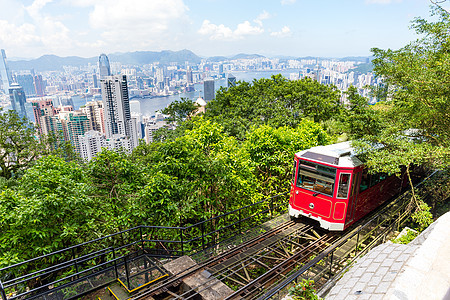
[1,6,450,270]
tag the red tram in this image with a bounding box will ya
[289,141,403,231]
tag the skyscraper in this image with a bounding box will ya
[34,75,45,96]
[64,112,90,154]
[186,66,193,84]
[80,100,105,134]
[227,74,236,88]
[98,54,111,79]
[100,75,132,138]
[203,78,215,102]
[0,49,12,95]
[16,74,35,96]
[79,130,107,161]
[9,83,28,119]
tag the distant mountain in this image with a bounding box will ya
[230,53,265,60]
[108,49,202,65]
[347,62,373,74]
[207,56,229,62]
[9,49,202,72]
[338,56,372,63]
[10,55,97,72]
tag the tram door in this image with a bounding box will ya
[345,171,360,224]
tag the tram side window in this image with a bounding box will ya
[370,172,388,187]
[337,173,351,199]
[360,169,370,192]
[360,170,389,191]
[296,161,336,197]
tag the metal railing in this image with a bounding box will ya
[0,192,288,300]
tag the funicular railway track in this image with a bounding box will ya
[127,220,338,300]
[1,172,437,300]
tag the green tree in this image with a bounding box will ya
[205,75,342,139]
[357,5,450,228]
[160,97,198,124]
[244,120,330,194]
[0,156,93,266]
[85,149,146,232]
[340,86,384,140]
[142,117,259,221]
[0,109,47,179]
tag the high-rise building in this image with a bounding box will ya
[31,99,56,135]
[60,111,91,154]
[100,75,132,139]
[80,100,105,134]
[34,75,45,96]
[227,74,236,88]
[16,74,35,96]
[0,49,12,94]
[9,83,28,119]
[203,78,215,102]
[98,54,111,79]
[92,74,98,89]
[79,130,108,161]
[186,66,193,84]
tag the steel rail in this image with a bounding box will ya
[129,220,298,300]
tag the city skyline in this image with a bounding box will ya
[0,0,442,60]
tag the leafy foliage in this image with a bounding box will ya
[367,6,450,173]
[289,279,322,300]
[160,97,198,124]
[205,75,342,139]
[0,156,93,266]
[244,120,330,194]
[0,109,47,179]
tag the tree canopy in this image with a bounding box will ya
[360,6,450,174]
[205,75,342,139]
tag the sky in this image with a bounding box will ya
[0,0,442,60]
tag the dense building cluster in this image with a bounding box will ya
[0,49,378,160]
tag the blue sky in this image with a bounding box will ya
[0,0,440,59]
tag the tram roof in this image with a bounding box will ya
[295,141,364,168]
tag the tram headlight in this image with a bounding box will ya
[309,203,314,209]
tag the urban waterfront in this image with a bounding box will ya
[72,70,302,117]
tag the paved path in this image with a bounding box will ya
[325,212,450,300]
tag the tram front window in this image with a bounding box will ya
[296,161,336,196]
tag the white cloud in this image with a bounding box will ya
[198,19,264,41]
[89,0,189,40]
[281,0,296,5]
[235,21,264,36]
[0,21,41,48]
[270,26,291,37]
[198,20,234,40]
[254,11,271,27]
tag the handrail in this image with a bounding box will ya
[0,192,289,300]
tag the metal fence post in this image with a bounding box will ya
[0,280,7,300]
[238,209,241,233]
[72,247,79,279]
[180,227,184,256]
[201,222,205,250]
[124,255,131,290]
[113,248,119,279]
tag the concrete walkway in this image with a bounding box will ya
[325,212,450,300]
